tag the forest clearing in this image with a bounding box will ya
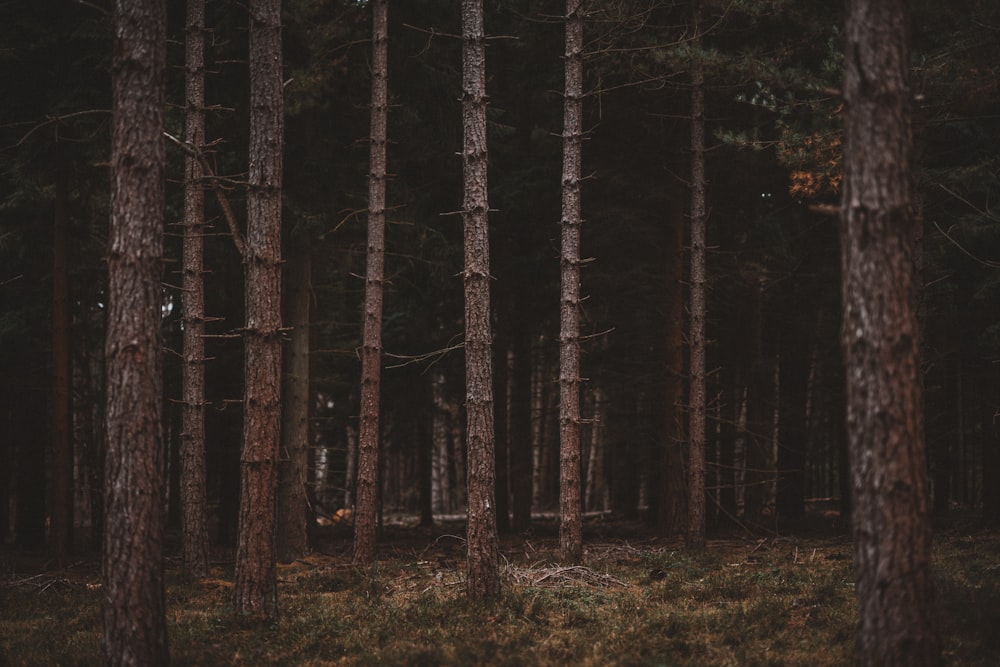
[2,513,998,666]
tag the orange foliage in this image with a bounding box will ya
[777,103,843,200]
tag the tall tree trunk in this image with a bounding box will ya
[461,0,500,600]
[234,0,284,623]
[103,0,168,662]
[431,370,452,514]
[354,0,388,566]
[278,235,310,563]
[558,0,584,564]
[179,0,209,579]
[585,385,609,511]
[51,143,73,566]
[686,1,707,551]
[841,0,940,662]
[418,379,435,526]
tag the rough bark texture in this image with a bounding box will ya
[461,0,500,600]
[685,3,707,552]
[558,0,584,565]
[180,0,209,579]
[103,0,169,662]
[278,235,310,563]
[841,1,941,663]
[354,0,388,566]
[234,0,284,623]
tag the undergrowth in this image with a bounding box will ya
[1,528,997,666]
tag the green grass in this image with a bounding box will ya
[1,527,998,666]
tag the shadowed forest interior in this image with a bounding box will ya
[4,0,996,548]
[1,0,999,662]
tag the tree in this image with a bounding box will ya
[102,0,169,662]
[179,0,210,579]
[354,0,389,566]
[277,232,311,563]
[841,0,941,663]
[685,0,707,552]
[461,0,500,600]
[558,0,584,565]
[233,0,284,623]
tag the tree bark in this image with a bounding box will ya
[278,235,310,563]
[103,0,168,662]
[461,0,500,600]
[558,0,584,564]
[179,0,209,579]
[354,0,388,566]
[841,0,941,663]
[234,0,284,623]
[686,1,707,551]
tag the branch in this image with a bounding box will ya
[164,131,247,259]
[932,220,1000,269]
[383,336,465,371]
[14,109,110,148]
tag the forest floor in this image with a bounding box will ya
[1,509,998,666]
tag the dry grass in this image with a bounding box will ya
[1,520,997,666]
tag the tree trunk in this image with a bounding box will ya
[354,0,388,566]
[431,370,452,514]
[51,143,73,566]
[277,235,310,563]
[461,0,500,600]
[558,0,584,564]
[103,0,168,662]
[841,0,940,662]
[585,385,609,511]
[179,0,209,579]
[417,380,435,526]
[234,0,284,623]
[686,1,707,551]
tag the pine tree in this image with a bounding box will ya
[179,0,210,579]
[103,0,169,661]
[234,0,284,623]
[461,0,501,600]
[686,0,707,552]
[841,0,941,662]
[558,0,584,565]
[354,0,389,566]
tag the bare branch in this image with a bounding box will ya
[164,131,247,259]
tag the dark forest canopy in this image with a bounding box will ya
[1,0,999,553]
